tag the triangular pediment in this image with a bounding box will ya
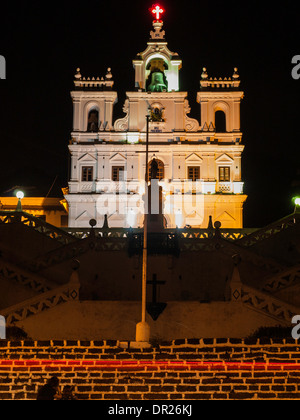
[110,153,126,163]
[216,211,236,222]
[215,154,234,164]
[78,153,97,162]
[185,210,204,225]
[185,153,203,164]
[75,210,95,222]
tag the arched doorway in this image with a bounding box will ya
[215,110,227,133]
[87,109,99,132]
[148,159,165,181]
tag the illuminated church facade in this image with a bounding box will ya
[65,10,247,229]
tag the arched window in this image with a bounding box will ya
[87,109,99,132]
[215,110,227,133]
[148,159,164,180]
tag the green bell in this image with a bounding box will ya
[148,71,168,92]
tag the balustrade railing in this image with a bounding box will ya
[0,258,52,293]
[63,227,257,241]
[261,264,300,293]
[237,213,300,247]
[241,284,299,325]
[1,275,80,326]
[218,182,232,193]
[0,211,76,246]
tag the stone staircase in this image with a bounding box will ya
[0,258,54,294]
[1,338,300,400]
[1,272,80,326]
[0,211,76,247]
[236,212,300,248]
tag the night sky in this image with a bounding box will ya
[0,0,299,228]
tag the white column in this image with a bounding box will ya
[233,154,242,182]
[104,99,113,131]
[174,99,184,130]
[233,99,241,131]
[73,99,81,131]
[200,99,208,129]
[70,151,79,182]
[129,100,140,131]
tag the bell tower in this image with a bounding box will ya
[132,10,182,92]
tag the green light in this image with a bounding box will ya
[293,197,300,213]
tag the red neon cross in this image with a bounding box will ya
[152,4,164,21]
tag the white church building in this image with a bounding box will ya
[65,9,247,229]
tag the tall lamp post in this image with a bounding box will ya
[16,191,24,212]
[293,197,300,213]
[136,113,151,343]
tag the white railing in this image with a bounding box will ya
[68,180,247,196]
[218,182,232,193]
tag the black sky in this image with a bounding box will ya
[0,0,299,228]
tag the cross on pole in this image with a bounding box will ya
[146,273,167,321]
[135,114,151,343]
[147,274,166,304]
[151,4,164,21]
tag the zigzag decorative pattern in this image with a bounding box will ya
[64,227,256,241]
[25,227,283,274]
[26,237,128,272]
[1,275,80,326]
[241,285,299,324]
[262,265,300,294]
[0,258,52,293]
[236,213,300,248]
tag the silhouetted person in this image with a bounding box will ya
[37,376,62,400]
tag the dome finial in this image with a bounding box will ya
[233,67,239,79]
[201,67,208,80]
[75,68,82,80]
